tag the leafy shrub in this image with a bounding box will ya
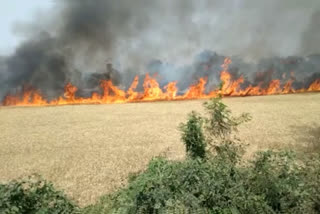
[179,111,206,159]
[90,150,320,213]
[179,98,250,162]
[203,98,250,162]
[247,151,313,213]
[89,151,320,214]
[203,98,251,140]
[0,174,79,214]
[98,157,246,213]
[301,154,320,212]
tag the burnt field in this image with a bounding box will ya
[0,93,319,206]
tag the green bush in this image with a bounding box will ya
[179,98,250,162]
[179,111,206,159]
[203,98,250,162]
[86,151,320,214]
[203,98,251,140]
[247,151,314,213]
[0,174,79,214]
[87,150,320,213]
[301,154,320,212]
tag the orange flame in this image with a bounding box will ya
[127,76,139,101]
[143,74,164,101]
[183,78,207,99]
[308,79,320,92]
[164,82,178,100]
[2,57,320,107]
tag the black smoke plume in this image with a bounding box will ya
[0,0,320,100]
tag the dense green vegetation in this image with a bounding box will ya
[1,98,319,213]
[0,175,79,214]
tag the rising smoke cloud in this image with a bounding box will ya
[0,0,320,99]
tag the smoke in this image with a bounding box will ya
[1,0,320,100]
[300,10,320,56]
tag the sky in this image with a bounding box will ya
[0,0,319,59]
[0,0,53,55]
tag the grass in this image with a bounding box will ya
[0,93,319,207]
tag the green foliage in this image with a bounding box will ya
[82,195,115,214]
[247,151,311,213]
[179,98,250,162]
[179,111,206,159]
[86,151,320,214]
[203,98,251,140]
[0,174,79,214]
[203,98,250,162]
[97,157,245,213]
[180,97,250,164]
[301,154,320,212]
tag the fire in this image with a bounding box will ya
[64,83,78,101]
[282,80,294,94]
[308,79,320,91]
[143,74,164,101]
[2,87,48,106]
[164,82,178,100]
[127,76,139,101]
[183,78,208,99]
[2,57,320,107]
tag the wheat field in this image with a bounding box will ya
[0,93,319,206]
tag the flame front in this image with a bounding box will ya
[2,58,320,107]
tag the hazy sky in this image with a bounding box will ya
[1,0,319,59]
[0,0,53,54]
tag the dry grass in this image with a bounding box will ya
[0,93,319,206]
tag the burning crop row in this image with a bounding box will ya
[2,58,320,107]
